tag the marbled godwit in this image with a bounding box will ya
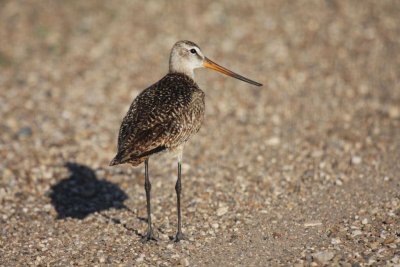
[110,40,262,242]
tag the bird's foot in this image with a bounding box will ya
[141,229,158,243]
[172,231,186,242]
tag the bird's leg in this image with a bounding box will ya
[174,161,185,242]
[142,159,157,242]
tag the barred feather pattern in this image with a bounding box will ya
[110,73,205,166]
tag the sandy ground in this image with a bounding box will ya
[0,0,399,266]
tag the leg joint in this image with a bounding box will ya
[145,179,151,191]
[175,179,181,193]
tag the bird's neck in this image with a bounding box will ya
[169,51,195,79]
[169,64,195,79]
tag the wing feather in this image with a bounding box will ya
[110,73,205,166]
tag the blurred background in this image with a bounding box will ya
[0,0,399,265]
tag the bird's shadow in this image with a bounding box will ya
[48,162,165,239]
[49,162,129,220]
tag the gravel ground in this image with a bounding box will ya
[1,0,399,266]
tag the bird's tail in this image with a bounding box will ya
[109,151,130,166]
[109,145,167,167]
[109,156,121,166]
[109,150,144,167]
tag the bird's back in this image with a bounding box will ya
[110,73,205,166]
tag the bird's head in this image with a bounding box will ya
[169,40,262,86]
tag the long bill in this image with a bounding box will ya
[203,57,262,87]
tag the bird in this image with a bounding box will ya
[109,40,262,242]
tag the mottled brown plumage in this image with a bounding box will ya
[110,73,205,166]
[109,40,261,242]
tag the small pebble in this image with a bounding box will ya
[352,230,362,237]
[351,156,362,165]
[180,258,190,266]
[16,126,33,139]
[304,221,323,227]
[265,137,280,146]
[388,105,400,119]
[136,254,145,263]
[216,206,228,216]
[312,251,335,264]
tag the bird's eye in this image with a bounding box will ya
[190,48,197,54]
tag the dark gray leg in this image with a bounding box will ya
[174,161,185,242]
[142,159,157,242]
